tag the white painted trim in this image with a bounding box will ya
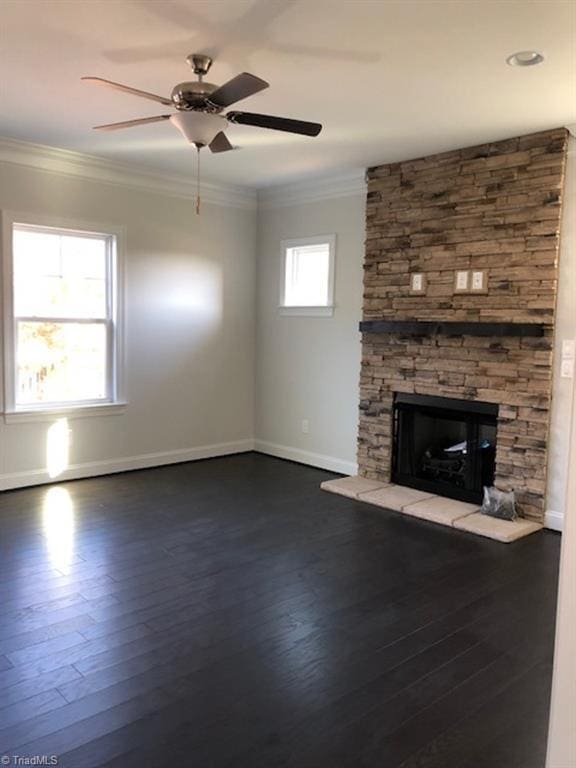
[4,402,128,424]
[254,439,357,476]
[545,510,564,532]
[1,211,126,416]
[279,234,336,316]
[0,439,255,492]
[0,136,256,210]
[258,170,366,209]
[278,306,335,317]
[0,136,364,209]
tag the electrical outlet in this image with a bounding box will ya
[410,273,426,294]
[301,419,309,434]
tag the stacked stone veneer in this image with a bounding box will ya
[358,128,568,522]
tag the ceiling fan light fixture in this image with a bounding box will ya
[506,50,544,67]
[169,112,226,146]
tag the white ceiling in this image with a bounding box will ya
[0,0,574,188]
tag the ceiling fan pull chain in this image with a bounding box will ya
[196,145,201,215]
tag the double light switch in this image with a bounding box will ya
[454,269,487,294]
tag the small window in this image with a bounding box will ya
[280,235,335,316]
[2,214,124,417]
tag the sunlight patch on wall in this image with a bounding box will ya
[166,260,223,326]
[46,418,70,479]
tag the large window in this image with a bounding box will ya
[279,235,335,316]
[2,215,123,416]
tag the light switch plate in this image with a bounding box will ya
[561,359,575,379]
[562,339,575,360]
[454,270,469,293]
[471,269,488,293]
[410,273,426,294]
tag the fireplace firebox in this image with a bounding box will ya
[392,393,498,504]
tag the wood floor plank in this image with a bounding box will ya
[0,622,150,691]
[5,686,173,758]
[0,688,68,730]
[0,665,83,709]
[0,595,120,643]
[6,631,88,667]
[0,614,97,656]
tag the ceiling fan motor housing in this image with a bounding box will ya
[171,81,219,110]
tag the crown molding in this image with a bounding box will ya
[258,169,366,209]
[0,136,257,210]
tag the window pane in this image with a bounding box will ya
[284,243,330,306]
[13,228,107,319]
[16,321,107,405]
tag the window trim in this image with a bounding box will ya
[279,234,336,317]
[1,211,126,422]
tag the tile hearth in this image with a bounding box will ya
[321,476,542,543]
[360,484,435,513]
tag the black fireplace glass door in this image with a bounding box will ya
[392,395,497,504]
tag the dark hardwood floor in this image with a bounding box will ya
[0,453,560,768]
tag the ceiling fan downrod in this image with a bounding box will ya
[187,53,213,82]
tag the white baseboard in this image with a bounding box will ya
[254,439,357,476]
[545,510,564,532]
[0,439,255,492]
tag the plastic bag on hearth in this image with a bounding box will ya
[481,486,518,521]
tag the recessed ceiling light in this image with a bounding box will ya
[506,51,544,67]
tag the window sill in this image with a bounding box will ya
[3,402,128,424]
[279,305,334,317]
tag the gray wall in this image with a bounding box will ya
[0,160,256,487]
[255,191,365,474]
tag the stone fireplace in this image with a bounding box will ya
[357,128,569,523]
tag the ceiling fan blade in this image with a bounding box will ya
[209,132,234,153]
[226,111,322,137]
[208,73,269,108]
[82,77,172,106]
[93,115,171,132]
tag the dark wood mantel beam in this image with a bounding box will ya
[358,320,547,337]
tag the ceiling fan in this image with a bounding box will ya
[82,53,322,153]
